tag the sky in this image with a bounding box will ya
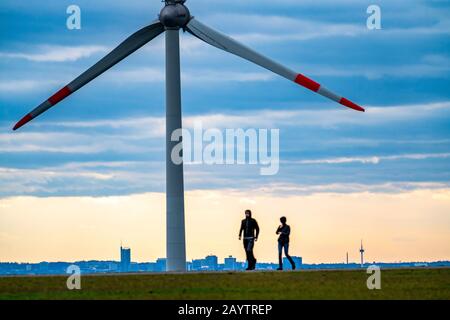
[0,0,449,264]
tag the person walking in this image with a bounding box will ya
[238,209,260,270]
[276,216,295,271]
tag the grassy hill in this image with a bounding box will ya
[0,268,449,300]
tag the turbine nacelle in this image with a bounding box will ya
[160,1,191,29]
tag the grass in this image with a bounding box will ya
[0,268,449,300]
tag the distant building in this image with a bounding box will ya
[414,263,428,267]
[255,262,277,270]
[283,256,302,270]
[189,255,220,271]
[192,259,203,270]
[204,255,218,271]
[120,246,131,272]
[109,262,119,272]
[156,258,167,272]
[224,256,237,270]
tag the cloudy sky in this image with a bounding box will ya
[0,0,449,264]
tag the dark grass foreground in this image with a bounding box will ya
[0,268,449,300]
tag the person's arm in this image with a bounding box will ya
[254,220,260,240]
[280,226,290,235]
[276,226,282,234]
[239,220,244,239]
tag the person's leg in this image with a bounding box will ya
[284,243,295,270]
[243,239,251,270]
[247,239,256,269]
[277,242,283,270]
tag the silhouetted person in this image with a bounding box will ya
[276,216,295,270]
[239,209,260,270]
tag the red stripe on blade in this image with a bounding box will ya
[340,97,365,112]
[13,113,33,131]
[48,86,72,105]
[295,74,321,92]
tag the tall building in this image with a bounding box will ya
[346,252,349,264]
[120,246,131,273]
[360,240,365,268]
[224,256,237,270]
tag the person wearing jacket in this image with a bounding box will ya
[238,209,260,270]
[276,216,296,271]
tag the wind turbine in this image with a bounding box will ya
[13,0,365,272]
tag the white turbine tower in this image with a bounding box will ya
[13,0,365,272]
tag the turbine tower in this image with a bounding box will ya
[360,240,365,268]
[12,0,365,272]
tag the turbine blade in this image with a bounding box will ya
[13,20,165,130]
[186,18,364,112]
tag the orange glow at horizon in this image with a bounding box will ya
[0,188,449,264]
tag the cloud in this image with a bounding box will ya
[0,166,114,182]
[38,117,165,133]
[190,100,449,128]
[0,161,165,196]
[88,52,450,84]
[0,45,109,62]
[108,67,274,84]
[205,13,450,45]
[2,55,446,94]
[1,100,449,155]
[303,55,450,80]
[289,153,450,165]
[0,80,60,93]
[246,181,450,196]
[0,156,449,197]
[0,131,159,154]
[0,99,447,197]
[229,18,364,43]
[0,67,273,94]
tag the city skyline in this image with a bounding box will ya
[2,251,448,276]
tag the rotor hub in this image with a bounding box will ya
[160,1,191,29]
